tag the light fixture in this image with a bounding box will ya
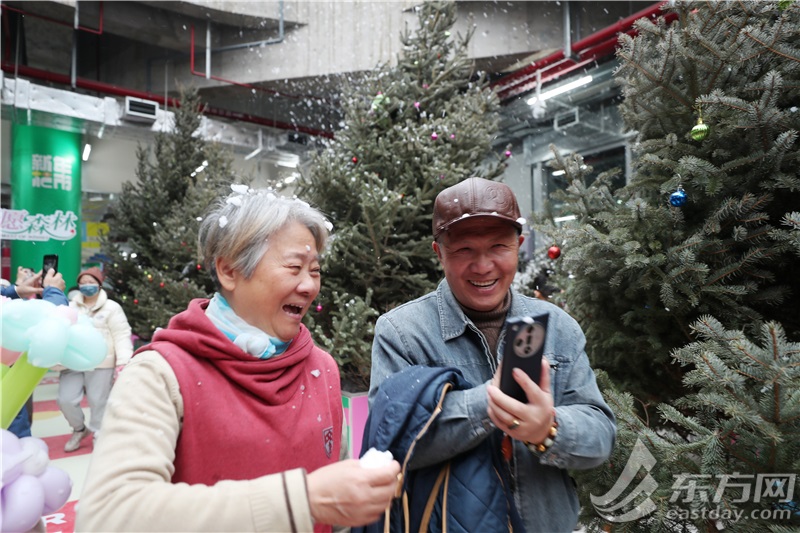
[82,143,92,162]
[527,75,593,106]
[553,215,577,223]
[244,130,264,161]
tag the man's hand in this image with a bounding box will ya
[14,268,43,298]
[307,458,400,527]
[487,357,555,446]
[42,269,66,292]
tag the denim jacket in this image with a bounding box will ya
[370,279,616,532]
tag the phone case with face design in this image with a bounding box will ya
[499,314,548,403]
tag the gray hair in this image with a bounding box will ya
[198,187,331,290]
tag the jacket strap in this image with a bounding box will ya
[387,382,454,533]
[396,382,453,497]
[418,462,451,533]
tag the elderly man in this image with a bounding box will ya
[369,177,616,532]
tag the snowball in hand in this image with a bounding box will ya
[359,448,394,469]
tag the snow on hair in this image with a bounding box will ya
[198,189,330,289]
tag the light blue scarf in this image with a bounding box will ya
[205,293,289,359]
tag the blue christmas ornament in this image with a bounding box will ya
[669,187,688,207]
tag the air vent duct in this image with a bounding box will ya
[123,96,158,122]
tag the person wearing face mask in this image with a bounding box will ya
[58,266,133,452]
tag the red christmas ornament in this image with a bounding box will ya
[352,156,358,164]
[316,304,323,312]
[196,264,202,270]
[133,299,139,304]
[159,282,165,288]
[547,245,562,260]
[431,132,439,140]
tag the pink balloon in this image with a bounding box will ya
[38,466,72,515]
[0,474,45,533]
[52,305,78,325]
[0,347,21,366]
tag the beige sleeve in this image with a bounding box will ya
[75,350,314,532]
[105,301,134,366]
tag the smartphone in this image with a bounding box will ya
[499,314,548,403]
[42,254,59,276]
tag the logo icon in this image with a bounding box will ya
[590,438,658,522]
[323,427,334,458]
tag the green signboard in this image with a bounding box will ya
[9,124,82,289]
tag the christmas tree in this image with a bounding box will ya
[538,0,800,405]
[534,1,800,529]
[101,88,236,338]
[297,1,509,389]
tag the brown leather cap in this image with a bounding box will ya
[432,178,524,238]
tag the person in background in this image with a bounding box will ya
[76,188,400,532]
[58,266,133,452]
[1,266,43,299]
[6,268,68,438]
[370,177,616,532]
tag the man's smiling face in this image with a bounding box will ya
[433,217,522,312]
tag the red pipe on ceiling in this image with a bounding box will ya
[0,1,333,137]
[0,61,334,138]
[492,1,670,102]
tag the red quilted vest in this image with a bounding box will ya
[141,299,342,531]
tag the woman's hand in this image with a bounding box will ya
[306,458,400,527]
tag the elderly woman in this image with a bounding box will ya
[77,188,400,532]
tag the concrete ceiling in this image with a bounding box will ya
[1,1,655,159]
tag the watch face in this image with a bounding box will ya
[511,322,545,358]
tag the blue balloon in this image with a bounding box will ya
[62,324,107,371]
[25,319,70,368]
[1,300,56,352]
